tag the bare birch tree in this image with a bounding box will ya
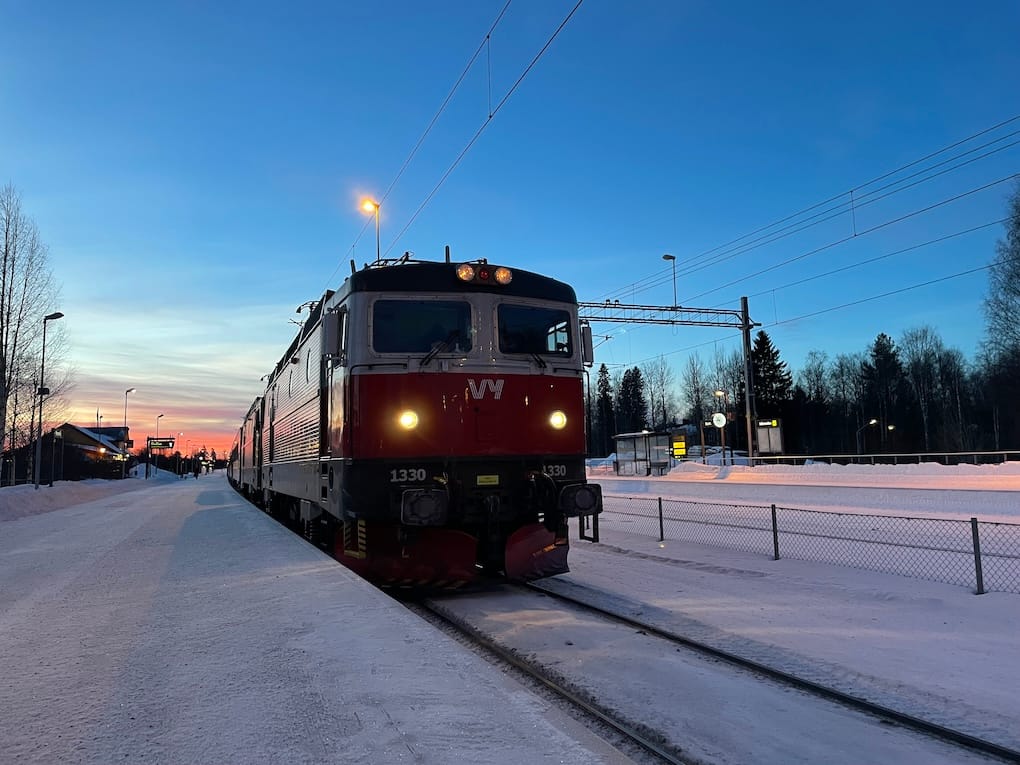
[680,352,711,423]
[1,184,59,474]
[900,326,943,452]
[641,355,677,430]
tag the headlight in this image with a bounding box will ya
[456,264,475,282]
[398,410,419,430]
[549,410,567,430]
[494,267,513,284]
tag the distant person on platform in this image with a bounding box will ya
[193,462,201,479]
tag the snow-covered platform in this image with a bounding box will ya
[0,474,629,764]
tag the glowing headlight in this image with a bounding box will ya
[398,410,419,430]
[456,264,475,282]
[494,267,513,284]
[549,410,567,430]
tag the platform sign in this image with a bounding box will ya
[147,437,175,450]
[671,434,687,458]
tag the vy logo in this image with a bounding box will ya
[468,378,505,400]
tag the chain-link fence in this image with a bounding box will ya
[596,494,1020,595]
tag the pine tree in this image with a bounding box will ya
[594,363,615,455]
[615,367,649,433]
[750,331,792,413]
[861,333,913,451]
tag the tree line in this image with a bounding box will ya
[4,182,1020,471]
[589,184,1020,457]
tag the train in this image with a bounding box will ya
[227,252,603,586]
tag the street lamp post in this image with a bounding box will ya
[154,413,164,474]
[122,388,135,478]
[34,311,64,489]
[856,418,879,455]
[361,198,380,261]
[662,254,677,309]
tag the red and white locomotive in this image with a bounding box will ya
[228,254,602,585]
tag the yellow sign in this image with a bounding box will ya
[476,474,500,486]
[671,435,687,458]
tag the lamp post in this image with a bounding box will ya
[34,311,64,489]
[122,388,135,478]
[714,389,730,465]
[154,413,164,474]
[856,418,878,455]
[361,198,380,261]
[662,253,677,309]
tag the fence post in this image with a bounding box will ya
[771,504,780,560]
[970,517,985,595]
[658,497,664,542]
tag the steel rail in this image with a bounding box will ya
[415,599,694,765]
[525,582,1020,764]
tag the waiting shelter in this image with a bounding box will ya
[612,430,671,476]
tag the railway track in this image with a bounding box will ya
[410,595,693,765]
[523,580,1020,765]
[412,581,1020,765]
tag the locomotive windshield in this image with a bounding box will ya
[497,304,572,356]
[373,299,473,353]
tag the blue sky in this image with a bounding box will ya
[3,0,1019,450]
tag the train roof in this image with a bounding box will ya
[341,259,578,304]
[261,259,577,385]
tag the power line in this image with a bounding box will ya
[319,1,516,291]
[695,114,1020,261]
[319,1,584,290]
[597,114,1020,303]
[613,217,1013,367]
[746,217,1008,298]
[770,261,1000,329]
[685,173,1019,303]
[676,136,1020,281]
[379,1,513,208]
[383,0,586,256]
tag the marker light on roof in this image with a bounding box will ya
[494,267,512,284]
[456,264,475,282]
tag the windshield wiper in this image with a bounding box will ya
[421,330,460,367]
[528,351,547,369]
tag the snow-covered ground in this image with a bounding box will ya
[2,463,1018,759]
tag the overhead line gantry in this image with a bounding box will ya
[577,297,762,462]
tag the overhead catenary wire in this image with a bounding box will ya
[318,1,515,292]
[597,115,1020,304]
[675,137,1020,285]
[383,0,586,257]
[615,217,1014,366]
[686,173,1020,304]
[745,217,1009,299]
[319,0,583,292]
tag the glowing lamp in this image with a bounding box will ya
[549,410,567,430]
[398,410,419,430]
